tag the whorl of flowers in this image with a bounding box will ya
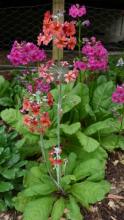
[69,4,87,18]
[112,84,124,104]
[38,60,79,84]
[22,94,53,134]
[49,146,63,166]
[37,11,77,50]
[7,41,46,66]
[74,37,108,72]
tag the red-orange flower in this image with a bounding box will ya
[67,36,77,50]
[51,21,63,36]
[53,35,67,49]
[23,99,31,111]
[40,112,51,128]
[23,115,31,126]
[47,92,54,107]
[63,21,76,36]
[31,103,40,116]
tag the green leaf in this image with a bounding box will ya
[1,108,39,143]
[0,97,13,106]
[92,81,115,111]
[23,182,56,197]
[84,118,117,135]
[65,152,77,175]
[66,195,83,220]
[73,159,105,181]
[101,134,124,151]
[42,138,57,149]
[71,180,110,208]
[0,200,6,212]
[23,197,54,220]
[60,122,81,135]
[51,198,65,220]
[23,166,47,188]
[13,192,34,212]
[61,175,76,190]
[62,94,81,114]
[0,181,13,192]
[97,75,107,85]
[71,83,94,119]
[76,131,99,152]
[0,76,10,97]
[2,168,18,179]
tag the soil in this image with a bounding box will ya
[0,150,123,220]
[82,150,124,220]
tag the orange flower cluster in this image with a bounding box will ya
[37,11,77,50]
[22,98,52,134]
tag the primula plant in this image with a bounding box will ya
[1,3,124,220]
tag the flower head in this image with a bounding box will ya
[69,4,86,18]
[112,84,124,104]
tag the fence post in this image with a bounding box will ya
[52,0,65,61]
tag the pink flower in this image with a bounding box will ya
[64,69,78,83]
[7,41,46,66]
[74,60,87,71]
[112,85,124,104]
[81,37,108,72]
[69,4,86,18]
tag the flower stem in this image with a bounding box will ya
[56,82,62,185]
[116,108,124,147]
[78,20,82,58]
[39,135,64,193]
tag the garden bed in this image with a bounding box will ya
[0,150,123,220]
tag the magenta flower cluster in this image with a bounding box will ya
[74,37,108,72]
[112,85,124,104]
[69,4,86,18]
[7,41,46,66]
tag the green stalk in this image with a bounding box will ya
[116,107,124,147]
[39,135,64,193]
[56,82,62,185]
[78,20,82,59]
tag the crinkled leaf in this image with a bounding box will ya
[61,175,76,190]
[71,83,94,119]
[92,81,115,111]
[23,182,56,197]
[1,108,39,142]
[0,97,13,106]
[65,152,77,175]
[101,134,124,151]
[0,200,6,212]
[60,122,81,135]
[51,198,65,220]
[0,76,10,97]
[23,197,54,220]
[2,168,18,179]
[73,159,105,181]
[23,166,47,188]
[84,118,118,135]
[76,131,99,152]
[71,180,110,208]
[66,195,83,220]
[62,94,81,114]
[13,192,34,212]
[41,138,57,149]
